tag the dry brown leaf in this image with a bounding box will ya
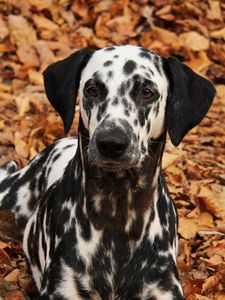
[33,15,59,31]
[4,289,29,300]
[17,45,39,67]
[179,31,209,51]
[71,0,89,18]
[34,40,55,67]
[207,242,225,258]
[152,27,180,50]
[200,255,225,269]
[14,95,31,117]
[185,52,211,73]
[0,16,9,40]
[207,1,222,21]
[14,132,29,159]
[182,279,203,297]
[201,273,221,294]
[211,28,225,40]
[194,295,211,300]
[28,0,52,10]
[178,218,199,239]
[8,15,37,46]
[28,70,43,86]
[179,212,214,240]
[4,269,20,283]
[216,293,225,300]
[0,211,22,242]
[198,186,225,219]
[162,151,183,169]
[0,91,14,101]
[0,240,8,250]
[0,248,11,264]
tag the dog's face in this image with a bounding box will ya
[43,45,215,172]
[79,46,169,171]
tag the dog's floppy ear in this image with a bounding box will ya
[165,57,215,146]
[43,48,94,133]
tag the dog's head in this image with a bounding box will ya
[43,46,215,172]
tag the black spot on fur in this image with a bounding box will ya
[118,82,126,96]
[76,204,91,241]
[17,216,27,229]
[61,207,70,222]
[141,141,146,153]
[114,54,119,58]
[157,189,168,226]
[103,60,113,67]
[129,75,141,101]
[124,109,130,117]
[154,60,162,75]
[126,79,131,90]
[153,102,160,117]
[145,72,152,79]
[133,119,138,126]
[139,51,151,60]
[97,101,107,121]
[148,68,154,76]
[107,71,114,78]
[112,97,119,106]
[138,109,145,127]
[123,60,137,75]
[146,121,151,133]
[105,47,115,51]
[122,98,128,107]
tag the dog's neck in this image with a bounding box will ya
[77,120,166,241]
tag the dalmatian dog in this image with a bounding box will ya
[0,45,215,299]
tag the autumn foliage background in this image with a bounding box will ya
[0,0,224,299]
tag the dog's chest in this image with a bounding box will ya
[58,225,174,300]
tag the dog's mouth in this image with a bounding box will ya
[97,161,137,172]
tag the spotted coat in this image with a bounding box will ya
[0,45,215,299]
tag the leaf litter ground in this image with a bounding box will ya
[0,0,224,299]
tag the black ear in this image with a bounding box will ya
[165,57,215,146]
[43,48,94,133]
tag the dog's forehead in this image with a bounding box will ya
[80,45,166,90]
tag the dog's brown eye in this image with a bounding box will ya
[140,88,154,100]
[87,86,98,97]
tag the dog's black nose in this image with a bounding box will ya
[96,130,129,159]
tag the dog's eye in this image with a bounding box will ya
[140,88,154,100]
[87,86,99,97]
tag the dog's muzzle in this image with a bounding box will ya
[88,123,139,171]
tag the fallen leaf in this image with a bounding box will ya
[28,0,52,10]
[179,31,209,51]
[162,151,183,169]
[4,269,20,283]
[8,15,37,46]
[211,28,225,40]
[0,16,9,40]
[207,1,222,21]
[33,15,59,31]
[198,186,225,219]
[17,45,39,67]
[14,132,29,159]
[201,274,221,294]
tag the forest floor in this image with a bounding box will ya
[0,0,224,299]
